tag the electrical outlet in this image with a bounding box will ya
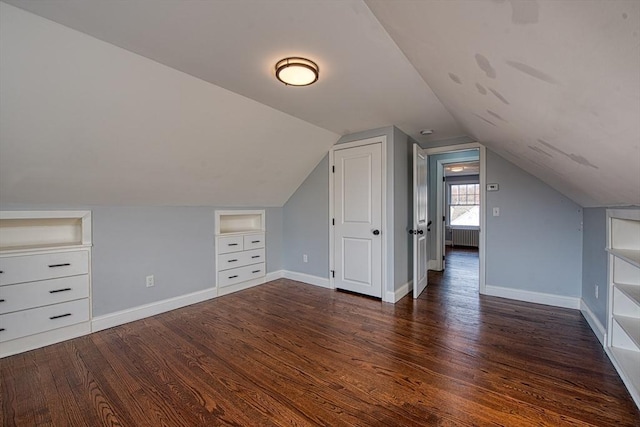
[146,275,155,287]
[303,254,308,263]
[595,284,599,299]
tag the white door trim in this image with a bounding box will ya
[329,136,388,299]
[423,143,486,295]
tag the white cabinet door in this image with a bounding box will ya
[333,143,382,298]
[413,144,429,298]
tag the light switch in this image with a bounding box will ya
[493,207,500,217]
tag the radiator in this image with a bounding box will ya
[451,229,479,247]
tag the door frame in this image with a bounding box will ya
[435,153,479,271]
[329,136,388,299]
[423,143,486,295]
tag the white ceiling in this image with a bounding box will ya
[1,0,639,207]
[1,0,463,142]
[366,0,640,207]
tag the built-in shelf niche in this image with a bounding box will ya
[606,208,640,409]
[215,210,265,235]
[0,211,92,253]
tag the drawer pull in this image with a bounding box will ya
[251,240,261,243]
[228,275,239,279]
[49,288,72,294]
[228,243,239,247]
[252,270,261,274]
[48,263,71,268]
[251,255,260,259]
[0,299,5,303]
[228,259,238,263]
[0,328,5,332]
[0,270,3,274]
[50,313,72,320]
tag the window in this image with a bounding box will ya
[449,183,479,226]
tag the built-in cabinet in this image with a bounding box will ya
[605,209,640,408]
[0,211,92,357]
[215,210,266,296]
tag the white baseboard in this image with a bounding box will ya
[483,285,581,309]
[92,287,218,332]
[218,276,268,297]
[283,270,331,289]
[385,280,412,303]
[580,299,606,346]
[265,270,284,282]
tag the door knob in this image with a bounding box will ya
[418,229,424,234]
[372,229,380,235]
[408,229,415,235]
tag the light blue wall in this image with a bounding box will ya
[485,151,583,297]
[283,155,329,277]
[581,207,608,326]
[0,204,283,316]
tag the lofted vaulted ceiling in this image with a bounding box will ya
[1,0,638,207]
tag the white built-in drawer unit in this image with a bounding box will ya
[215,210,266,296]
[0,251,89,285]
[0,211,92,358]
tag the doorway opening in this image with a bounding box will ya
[424,144,485,295]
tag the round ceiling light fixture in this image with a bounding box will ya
[275,57,319,86]
[420,129,434,136]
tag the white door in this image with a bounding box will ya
[413,144,429,298]
[333,143,383,298]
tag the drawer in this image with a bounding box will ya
[0,275,89,315]
[0,298,90,343]
[0,251,89,286]
[218,248,265,271]
[217,236,244,254]
[243,233,265,250]
[218,263,265,288]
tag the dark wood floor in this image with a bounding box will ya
[2,248,639,426]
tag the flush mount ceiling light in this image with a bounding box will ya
[420,129,434,136]
[275,57,319,86]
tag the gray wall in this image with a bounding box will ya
[485,151,583,297]
[581,207,608,326]
[393,127,414,290]
[0,204,283,317]
[283,155,329,277]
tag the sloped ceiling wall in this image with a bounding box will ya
[366,0,640,207]
[1,1,638,208]
[0,3,338,206]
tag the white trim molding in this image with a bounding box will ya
[386,280,412,303]
[92,286,218,332]
[484,285,581,309]
[265,270,285,282]
[283,270,331,288]
[580,299,606,346]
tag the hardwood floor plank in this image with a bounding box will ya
[1,247,639,426]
